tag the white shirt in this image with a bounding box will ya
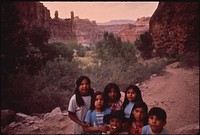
[68,94,91,134]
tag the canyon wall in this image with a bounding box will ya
[12,2,149,45]
[149,2,199,57]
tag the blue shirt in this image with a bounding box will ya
[142,125,169,134]
[124,102,135,118]
[84,108,112,134]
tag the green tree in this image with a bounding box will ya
[95,31,137,62]
[135,31,153,59]
[46,42,74,61]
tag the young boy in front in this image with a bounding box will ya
[142,107,169,134]
[103,110,129,134]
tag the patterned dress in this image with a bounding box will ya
[108,100,123,111]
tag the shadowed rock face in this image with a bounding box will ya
[1,109,16,127]
[149,2,199,57]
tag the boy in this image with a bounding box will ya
[103,110,129,134]
[142,107,169,134]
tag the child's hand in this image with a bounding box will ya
[81,122,90,127]
[98,125,109,132]
[109,126,117,134]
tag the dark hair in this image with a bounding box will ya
[103,110,125,124]
[90,91,108,111]
[103,83,121,102]
[148,107,167,121]
[74,76,94,107]
[129,101,148,125]
[122,85,143,110]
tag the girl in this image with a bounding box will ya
[122,84,143,120]
[68,76,94,134]
[130,101,148,134]
[84,91,112,134]
[103,83,122,111]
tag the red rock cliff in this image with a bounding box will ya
[149,2,199,57]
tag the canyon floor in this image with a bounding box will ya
[2,62,199,134]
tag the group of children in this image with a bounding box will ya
[68,76,169,134]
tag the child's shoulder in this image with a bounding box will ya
[87,109,94,113]
[104,108,112,113]
[142,125,150,131]
[69,94,76,101]
[142,125,150,128]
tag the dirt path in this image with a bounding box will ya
[140,64,199,133]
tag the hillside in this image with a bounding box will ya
[2,62,199,134]
[97,19,135,25]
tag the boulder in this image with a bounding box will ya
[174,123,199,134]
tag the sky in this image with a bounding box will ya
[41,1,159,23]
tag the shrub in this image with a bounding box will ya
[83,57,168,92]
[1,59,83,114]
[178,53,199,68]
[46,42,74,61]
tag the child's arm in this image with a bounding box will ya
[84,124,108,133]
[68,111,89,127]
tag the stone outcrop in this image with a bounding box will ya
[174,123,199,134]
[149,2,199,57]
[73,17,102,44]
[48,11,76,43]
[1,107,73,134]
[15,2,51,27]
[6,2,76,44]
[118,17,150,42]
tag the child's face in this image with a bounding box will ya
[132,107,146,122]
[126,89,137,102]
[108,88,117,101]
[148,115,166,133]
[94,95,104,109]
[79,79,89,96]
[109,118,122,131]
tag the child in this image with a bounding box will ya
[84,91,112,134]
[68,75,94,134]
[122,84,143,120]
[130,101,148,134]
[103,83,122,111]
[142,107,169,134]
[103,110,129,134]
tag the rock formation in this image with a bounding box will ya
[1,107,73,134]
[14,2,51,27]
[118,17,150,42]
[73,17,101,44]
[5,2,151,45]
[48,11,76,43]
[149,2,199,57]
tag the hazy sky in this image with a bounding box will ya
[41,2,159,23]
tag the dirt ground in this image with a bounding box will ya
[139,63,199,133]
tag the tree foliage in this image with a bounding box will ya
[135,31,154,59]
[95,31,137,63]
